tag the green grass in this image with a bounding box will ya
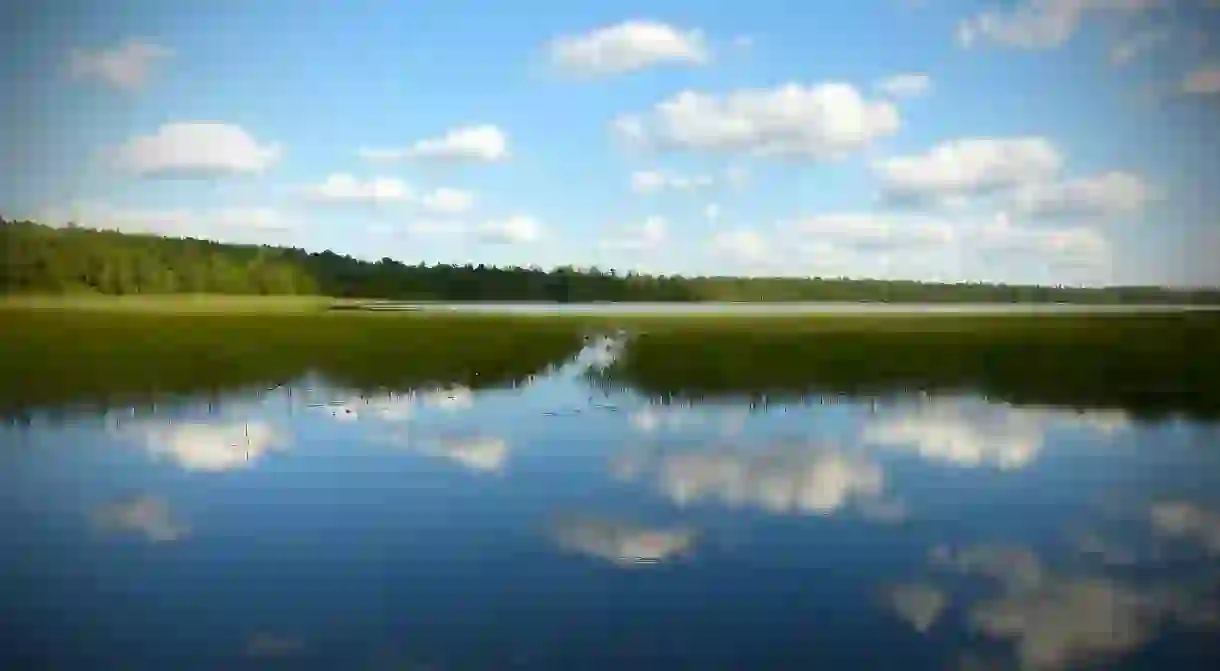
[3,299,1218,420]
[589,313,1220,420]
[0,308,587,415]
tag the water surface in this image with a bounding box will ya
[3,339,1219,670]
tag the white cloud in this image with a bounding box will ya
[360,125,509,162]
[711,229,769,262]
[479,215,541,244]
[112,122,281,178]
[549,21,709,75]
[973,212,1111,261]
[1182,64,1220,94]
[1009,172,1156,218]
[864,400,1055,470]
[1110,27,1170,65]
[875,73,932,98]
[553,517,697,566]
[305,173,413,205]
[41,202,293,243]
[793,213,957,249]
[873,137,1064,205]
[957,0,1156,50]
[614,83,900,159]
[420,187,476,215]
[91,494,189,543]
[630,169,714,194]
[128,420,287,472]
[887,583,949,633]
[616,443,886,516]
[69,39,172,90]
[599,216,668,251]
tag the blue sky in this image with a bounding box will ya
[3,0,1220,286]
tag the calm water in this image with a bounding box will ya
[4,339,1220,670]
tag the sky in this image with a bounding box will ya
[3,0,1220,287]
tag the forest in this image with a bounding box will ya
[4,217,1219,304]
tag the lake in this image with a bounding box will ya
[3,334,1219,670]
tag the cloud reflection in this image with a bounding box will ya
[863,399,1131,470]
[1149,500,1220,555]
[91,494,189,543]
[131,420,286,472]
[552,517,696,567]
[318,386,474,422]
[886,583,949,633]
[927,542,1220,670]
[616,443,885,516]
[421,436,509,474]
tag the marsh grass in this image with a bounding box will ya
[3,301,1218,420]
[0,308,586,415]
[585,313,1220,420]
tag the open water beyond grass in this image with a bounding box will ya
[2,309,1219,670]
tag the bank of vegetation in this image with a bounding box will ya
[5,218,1219,304]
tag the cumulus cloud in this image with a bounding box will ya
[973,213,1111,262]
[630,170,714,194]
[479,215,541,244]
[957,0,1156,50]
[598,216,667,251]
[1009,172,1156,218]
[552,517,697,566]
[875,73,932,98]
[39,202,293,244]
[614,83,900,159]
[359,125,509,162]
[873,137,1064,206]
[887,583,949,633]
[126,420,287,472]
[549,21,709,75]
[91,494,189,543]
[420,187,476,215]
[710,229,770,262]
[112,122,281,178]
[304,173,413,205]
[615,443,886,516]
[1181,64,1220,94]
[69,39,172,90]
[793,213,957,249]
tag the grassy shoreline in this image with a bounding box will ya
[3,296,1217,420]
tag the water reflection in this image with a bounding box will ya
[862,398,1132,470]
[90,494,189,543]
[614,442,887,516]
[2,340,1218,670]
[552,517,697,567]
[126,419,287,472]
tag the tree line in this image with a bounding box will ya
[4,218,1219,304]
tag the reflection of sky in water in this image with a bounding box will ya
[2,347,1220,670]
